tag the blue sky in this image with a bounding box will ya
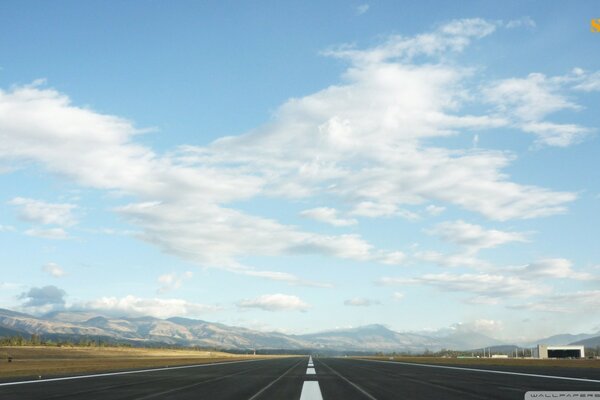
[1,1,600,341]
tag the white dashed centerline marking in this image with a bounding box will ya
[301,358,323,400]
[300,381,323,400]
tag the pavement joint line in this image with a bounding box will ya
[0,358,271,387]
[247,358,305,400]
[132,365,257,400]
[318,359,377,400]
[355,359,600,384]
[299,381,323,400]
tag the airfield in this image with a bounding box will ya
[1,355,599,399]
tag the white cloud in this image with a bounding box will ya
[515,258,592,280]
[325,18,496,64]
[350,202,419,220]
[504,17,536,29]
[484,73,579,121]
[450,319,504,335]
[426,220,528,251]
[521,122,589,147]
[483,72,590,147]
[8,197,77,226]
[117,201,400,268]
[379,272,548,302]
[392,292,404,301]
[157,271,193,294]
[42,262,65,278]
[355,4,369,15]
[81,295,221,319]
[19,285,66,313]
[300,207,357,226]
[375,250,406,265]
[241,270,333,288]
[344,297,380,307]
[237,294,310,312]
[25,227,69,240]
[425,205,445,216]
[0,224,15,232]
[573,70,600,92]
[414,250,491,269]
[511,291,600,313]
[0,19,583,282]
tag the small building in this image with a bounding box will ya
[534,345,585,359]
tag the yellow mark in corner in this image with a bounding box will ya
[592,19,600,32]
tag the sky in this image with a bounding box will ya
[1,1,600,342]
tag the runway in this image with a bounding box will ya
[1,356,599,399]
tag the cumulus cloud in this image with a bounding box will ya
[19,285,66,311]
[344,297,380,307]
[42,262,65,278]
[300,207,357,226]
[237,294,310,312]
[392,292,404,301]
[0,19,585,283]
[8,197,77,226]
[80,295,221,319]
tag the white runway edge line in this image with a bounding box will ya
[0,358,270,387]
[300,381,323,400]
[357,359,600,384]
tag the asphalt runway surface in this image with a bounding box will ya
[1,356,600,399]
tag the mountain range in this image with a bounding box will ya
[1,308,598,353]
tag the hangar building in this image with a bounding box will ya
[534,344,585,359]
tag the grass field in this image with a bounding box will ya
[0,346,267,379]
[359,356,600,369]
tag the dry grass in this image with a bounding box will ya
[357,356,600,369]
[0,346,270,379]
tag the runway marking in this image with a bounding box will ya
[306,367,316,375]
[318,359,378,400]
[299,381,323,400]
[356,359,600,384]
[247,359,304,400]
[0,358,270,387]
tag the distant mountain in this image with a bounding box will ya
[525,332,600,347]
[570,335,600,348]
[297,324,443,352]
[0,308,504,352]
[436,331,504,350]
